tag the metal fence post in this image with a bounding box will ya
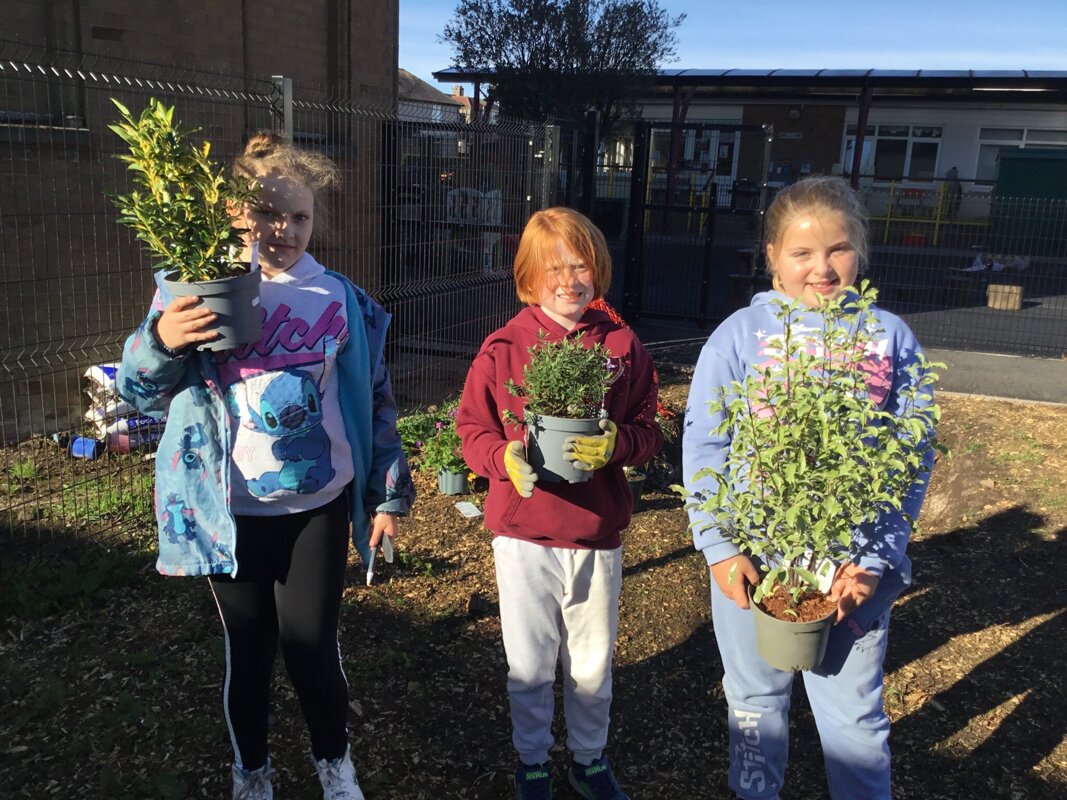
[755,123,774,272]
[525,126,537,216]
[542,124,560,209]
[270,75,293,140]
[579,109,600,215]
[623,120,650,322]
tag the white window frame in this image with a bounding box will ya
[842,124,942,181]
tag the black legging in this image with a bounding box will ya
[209,493,350,771]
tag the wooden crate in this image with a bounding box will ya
[987,284,1023,311]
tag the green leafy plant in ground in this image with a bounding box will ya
[504,331,621,421]
[57,469,156,529]
[397,398,460,468]
[109,98,259,282]
[7,460,38,482]
[680,283,944,607]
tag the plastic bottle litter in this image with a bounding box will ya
[68,436,104,459]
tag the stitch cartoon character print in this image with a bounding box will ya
[239,366,335,495]
[162,492,198,543]
[752,319,894,409]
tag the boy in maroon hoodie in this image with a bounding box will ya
[457,208,662,800]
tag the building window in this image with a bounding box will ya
[843,125,942,180]
[976,127,1067,182]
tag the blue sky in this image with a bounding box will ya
[400,0,1067,92]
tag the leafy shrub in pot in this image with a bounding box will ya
[109,98,262,349]
[681,284,942,633]
[420,419,470,494]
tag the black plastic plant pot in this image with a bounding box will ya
[437,469,467,495]
[627,475,646,510]
[525,411,600,484]
[163,267,262,351]
[749,585,836,672]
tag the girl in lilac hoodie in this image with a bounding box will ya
[683,177,935,800]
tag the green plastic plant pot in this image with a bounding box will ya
[163,267,262,351]
[437,469,467,495]
[749,586,836,672]
[525,412,600,483]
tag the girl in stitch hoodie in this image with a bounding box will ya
[118,133,414,800]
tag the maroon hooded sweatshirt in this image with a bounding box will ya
[457,306,662,549]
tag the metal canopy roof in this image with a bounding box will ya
[432,67,1067,103]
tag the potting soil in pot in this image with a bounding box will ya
[758,586,837,622]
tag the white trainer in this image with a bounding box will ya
[232,758,275,800]
[313,744,366,800]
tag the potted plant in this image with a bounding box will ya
[109,98,261,350]
[625,405,679,510]
[504,332,621,484]
[680,284,942,671]
[420,417,469,495]
[623,465,646,509]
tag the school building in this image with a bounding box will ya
[606,69,1067,190]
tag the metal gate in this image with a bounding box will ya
[620,121,773,325]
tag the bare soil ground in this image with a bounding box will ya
[1,369,1065,799]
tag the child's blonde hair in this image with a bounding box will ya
[763,176,869,275]
[513,207,611,304]
[233,133,341,240]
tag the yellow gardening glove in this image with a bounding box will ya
[503,440,538,498]
[563,419,617,472]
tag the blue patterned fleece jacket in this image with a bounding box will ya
[118,267,415,577]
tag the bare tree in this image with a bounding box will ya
[441,0,685,140]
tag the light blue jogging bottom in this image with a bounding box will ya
[710,560,910,800]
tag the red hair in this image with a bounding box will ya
[513,207,611,304]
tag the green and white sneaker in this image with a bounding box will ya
[514,761,554,800]
[568,757,629,800]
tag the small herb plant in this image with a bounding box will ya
[419,416,468,476]
[504,332,621,422]
[109,98,259,282]
[681,282,942,608]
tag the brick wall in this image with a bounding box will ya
[0,1,398,442]
[4,0,397,98]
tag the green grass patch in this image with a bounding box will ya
[990,450,1044,465]
[1040,489,1067,510]
[7,459,38,481]
[57,469,155,527]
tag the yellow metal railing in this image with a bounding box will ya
[870,181,987,245]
